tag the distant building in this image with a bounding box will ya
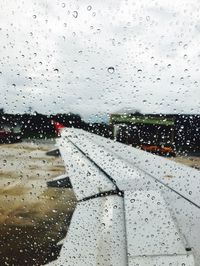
[110,111,175,155]
[110,110,200,154]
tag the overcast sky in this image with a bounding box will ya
[0,0,200,121]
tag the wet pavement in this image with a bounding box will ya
[170,154,200,170]
[0,141,76,265]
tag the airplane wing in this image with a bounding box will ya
[47,128,200,265]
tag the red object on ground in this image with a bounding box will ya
[140,145,175,156]
[52,120,65,136]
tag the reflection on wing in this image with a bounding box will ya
[47,128,200,265]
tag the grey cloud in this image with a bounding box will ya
[0,0,200,121]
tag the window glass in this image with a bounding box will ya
[0,0,200,265]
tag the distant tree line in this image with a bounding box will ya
[0,111,113,139]
[0,110,200,153]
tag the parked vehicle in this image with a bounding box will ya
[0,126,21,143]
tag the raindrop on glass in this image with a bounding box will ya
[107,66,115,74]
[73,11,78,18]
[87,5,92,11]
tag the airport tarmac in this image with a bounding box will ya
[0,140,200,265]
[0,140,76,265]
[170,155,200,170]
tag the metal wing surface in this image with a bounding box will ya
[47,128,200,265]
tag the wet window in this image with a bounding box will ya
[0,0,200,265]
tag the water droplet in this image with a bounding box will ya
[73,11,78,18]
[33,15,37,19]
[87,5,92,11]
[107,66,115,74]
[62,3,65,8]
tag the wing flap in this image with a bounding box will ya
[55,195,127,266]
[124,191,194,265]
[125,190,187,256]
